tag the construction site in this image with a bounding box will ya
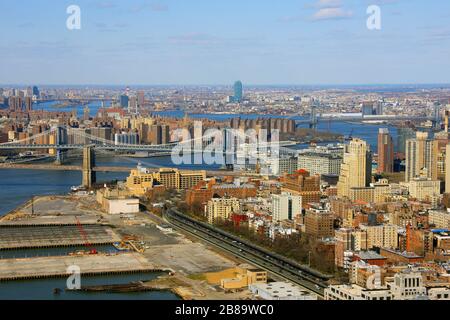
[0,195,256,300]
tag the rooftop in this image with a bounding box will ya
[356,251,387,261]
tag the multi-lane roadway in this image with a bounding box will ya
[164,209,330,297]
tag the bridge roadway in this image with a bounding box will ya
[0,163,262,177]
[296,114,432,124]
[0,141,297,151]
[165,209,329,297]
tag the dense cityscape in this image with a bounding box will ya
[1,0,450,313]
[1,82,450,302]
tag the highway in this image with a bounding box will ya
[164,209,329,297]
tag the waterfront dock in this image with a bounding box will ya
[0,225,121,250]
[0,252,162,281]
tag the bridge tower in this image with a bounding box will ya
[309,104,318,130]
[432,102,441,130]
[54,126,68,165]
[82,146,96,189]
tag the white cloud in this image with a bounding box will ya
[312,7,353,21]
[316,0,342,8]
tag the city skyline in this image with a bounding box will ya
[2,0,450,85]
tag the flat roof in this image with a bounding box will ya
[356,251,387,260]
[251,282,314,298]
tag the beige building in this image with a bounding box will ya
[337,139,372,198]
[205,197,240,224]
[428,210,450,229]
[219,268,268,290]
[408,177,441,201]
[349,187,375,203]
[361,224,398,249]
[96,188,140,215]
[405,132,438,182]
[446,144,450,193]
[347,179,391,204]
[126,166,206,195]
[373,179,391,203]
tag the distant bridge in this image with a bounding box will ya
[0,126,295,188]
[297,114,433,125]
[35,98,111,104]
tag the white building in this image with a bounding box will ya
[325,269,435,300]
[268,156,298,176]
[103,198,140,215]
[250,282,317,300]
[298,152,342,176]
[271,192,302,222]
[428,209,450,229]
[428,287,450,300]
[408,178,441,201]
[324,284,392,301]
[389,271,427,300]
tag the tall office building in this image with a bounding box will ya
[119,95,129,108]
[32,86,40,98]
[137,91,145,107]
[25,96,33,112]
[397,127,416,153]
[233,81,243,103]
[361,102,374,116]
[337,139,372,198]
[446,144,450,194]
[405,132,438,182]
[128,96,137,113]
[375,100,384,115]
[377,128,394,173]
[8,96,23,112]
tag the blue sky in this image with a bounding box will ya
[1,0,450,85]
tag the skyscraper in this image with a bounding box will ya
[25,96,33,112]
[361,102,374,116]
[32,86,40,98]
[119,95,129,109]
[337,139,372,198]
[405,132,438,182]
[137,91,145,107]
[445,144,450,194]
[377,128,394,173]
[233,81,243,103]
[397,127,416,154]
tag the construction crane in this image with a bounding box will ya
[75,217,98,255]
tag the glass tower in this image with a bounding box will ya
[233,81,243,103]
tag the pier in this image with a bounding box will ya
[0,252,161,281]
[0,225,120,250]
